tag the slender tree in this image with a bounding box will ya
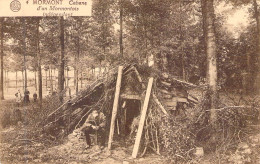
[36,18,43,103]
[0,18,4,100]
[16,71,17,88]
[75,36,79,94]
[22,18,28,90]
[119,0,123,57]
[58,16,65,101]
[253,0,260,93]
[201,0,218,122]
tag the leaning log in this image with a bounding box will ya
[108,66,123,150]
[132,77,153,158]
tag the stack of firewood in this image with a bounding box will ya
[156,73,198,115]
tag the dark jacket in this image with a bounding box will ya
[83,112,106,128]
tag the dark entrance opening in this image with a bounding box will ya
[124,99,141,136]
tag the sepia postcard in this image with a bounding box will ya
[0,0,259,163]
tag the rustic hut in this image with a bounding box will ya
[42,63,201,158]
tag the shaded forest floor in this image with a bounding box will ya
[0,93,260,164]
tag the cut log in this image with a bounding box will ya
[159,89,172,95]
[160,80,172,87]
[120,94,142,100]
[108,66,123,150]
[188,95,199,104]
[177,97,188,103]
[173,88,188,98]
[162,94,172,99]
[165,101,177,107]
[132,77,153,158]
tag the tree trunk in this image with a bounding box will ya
[4,70,6,88]
[0,18,4,100]
[49,67,51,93]
[22,69,24,91]
[34,71,37,91]
[64,68,66,88]
[6,71,8,92]
[80,71,83,88]
[179,1,186,80]
[22,18,28,90]
[201,0,218,122]
[119,0,123,58]
[16,71,17,89]
[144,26,149,65]
[58,16,65,101]
[50,67,53,94]
[67,67,69,87]
[46,70,48,90]
[75,36,80,94]
[54,68,56,88]
[253,0,260,94]
[99,61,102,77]
[36,18,42,102]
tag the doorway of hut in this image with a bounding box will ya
[120,99,141,138]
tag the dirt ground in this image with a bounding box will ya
[1,121,260,164]
[0,99,168,164]
[0,120,260,164]
[0,125,169,164]
[0,95,260,164]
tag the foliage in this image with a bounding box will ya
[0,108,12,128]
[0,101,22,128]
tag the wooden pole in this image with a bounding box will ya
[152,93,169,116]
[132,77,153,158]
[108,66,123,150]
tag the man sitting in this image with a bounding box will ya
[80,110,106,148]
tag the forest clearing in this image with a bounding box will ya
[1,0,260,163]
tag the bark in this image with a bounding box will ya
[201,0,218,122]
[16,71,17,89]
[4,70,6,88]
[54,69,56,88]
[80,71,83,88]
[36,18,42,102]
[67,67,69,87]
[58,16,65,99]
[22,18,28,89]
[144,26,148,65]
[64,69,66,87]
[49,67,52,93]
[6,71,8,91]
[34,71,37,91]
[119,0,123,57]
[0,18,4,100]
[75,36,80,94]
[50,67,53,93]
[100,61,102,77]
[22,69,24,90]
[253,0,260,94]
[73,65,76,89]
[179,1,186,80]
[45,70,48,90]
